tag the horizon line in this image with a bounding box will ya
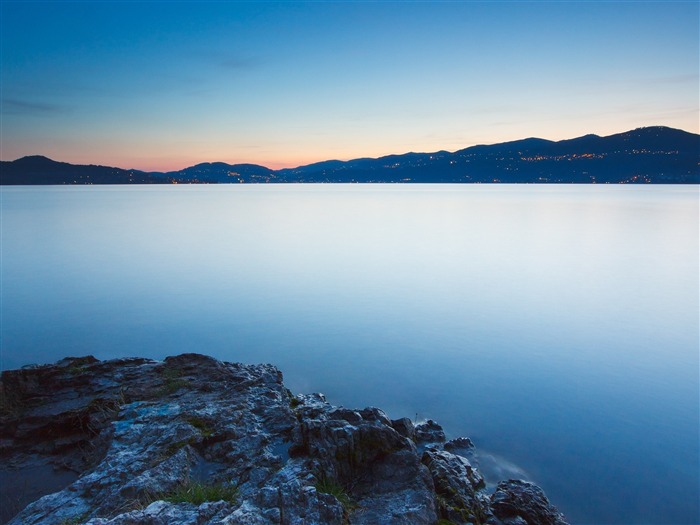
[2,124,696,173]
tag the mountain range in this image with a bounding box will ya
[1,126,698,184]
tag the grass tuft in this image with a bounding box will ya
[185,416,214,438]
[157,367,190,396]
[315,475,355,512]
[58,514,90,525]
[161,480,238,505]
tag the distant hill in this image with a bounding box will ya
[0,156,279,185]
[163,162,280,183]
[277,127,699,183]
[2,127,698,184]
[0,156,173,185]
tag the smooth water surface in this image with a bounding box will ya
[1,184,698,524]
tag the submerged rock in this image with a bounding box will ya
[0,353,569,525]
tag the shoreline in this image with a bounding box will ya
[1,353,569,524]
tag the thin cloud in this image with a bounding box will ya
[1,98,67,116]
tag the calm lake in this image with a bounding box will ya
[1,184,698,524]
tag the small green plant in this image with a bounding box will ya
[58,513,90,525]
[315,475,355,512]
[65,356,95,376]
[161,480,238,505]
[67,365,88,375]
[162,367,182,380]
[163,438,194,458]
[185,416,214,438]
[160,379,189,395]
[290,397,302,408]
[157,367,189,396]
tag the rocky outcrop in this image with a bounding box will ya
[0,354,569,525]
[489,480,568,525]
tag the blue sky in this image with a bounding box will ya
[1,1,698,170]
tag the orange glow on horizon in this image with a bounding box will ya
[3,120,698,173]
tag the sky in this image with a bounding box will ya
[1,1,698,171]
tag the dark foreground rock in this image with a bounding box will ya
[0,354,568,525]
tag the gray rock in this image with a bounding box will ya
[422,449,487,524]
[1,354,568,525]
[414,419,446,446]
[488,479,568,525]
[391,417,416,441]
[445,436,475,454]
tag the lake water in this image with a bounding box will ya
[1,184,698,524]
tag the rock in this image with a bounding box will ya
[414,419,446,447]
[422,449,487,524]
[0,354,569,525]
[488,479,568,525]
[391,417,416,441]
[445,436,475,454]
